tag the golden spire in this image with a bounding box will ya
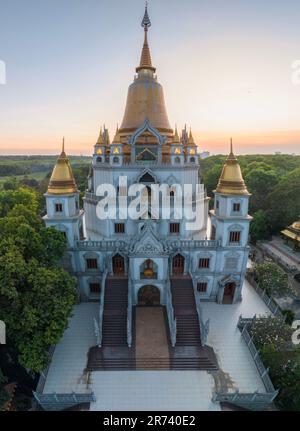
[215,139,250,196]
[112,125,121,144]
[188,128,196,145]
[136,3,156,73]
[47,138,78,195]
[96,127,104,145]
[173,125,180,143]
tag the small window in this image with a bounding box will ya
[113,156,119,164]
[86,258,98,270]
[170,190,175,198]
[190,157,196,163]
[115,223,125,234]
[229,231,241,243]
[90,283,101,294]
[55,203,63,213]
[197,282,207,293]
[233,203,241,212]
[199,258,210,269]
[170,223,180,234]
[96,156,102,163]
[216,200,219,210]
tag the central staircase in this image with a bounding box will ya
[86,276,218,371]
[102,277,128,347]
[171,277,201,346]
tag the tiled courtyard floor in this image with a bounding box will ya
[201,279,271,393]
[42,278,272,410]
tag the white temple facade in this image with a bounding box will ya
[43,6,252,350]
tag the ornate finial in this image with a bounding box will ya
[61,137,67,157]
[228,138,237,161]
[142,2,151,29]
[136,3,156,73]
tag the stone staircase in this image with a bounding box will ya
[102,277,128,347]
[171,277,202,346]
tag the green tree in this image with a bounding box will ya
[249,210,271,243]
[0,203,78,372]
[0,187,38,217]
[245,168,278,211]
[268,168,300,231]
[202,164,223,198]
[253,262,289,296]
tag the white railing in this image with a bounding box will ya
[97,270,108,347]
[190,272,210,345]
[213,316,279,410]
[33,392,96,411]
[127,278,133,347]
[166,280,177,347]
[246,273,285,321]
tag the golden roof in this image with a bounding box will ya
[96,128,104,145]
[215,140,250,196]
[119,5,172,135]
[188,129,196,146]
[112,126,121,144]
[47,139,78,195]
[291,219,300,231]
[173,126,180,143]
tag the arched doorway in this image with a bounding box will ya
[138,285,160,306]
[172,254,185,275]
[112,254,125,275]
[223,282,236,304]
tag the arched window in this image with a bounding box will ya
[96,156,102,163]
[175,157,181,164]
[113,156,119,164]
[190,157,196,163]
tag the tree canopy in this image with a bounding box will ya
[0,187,78,372]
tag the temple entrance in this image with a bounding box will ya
[112,254,125,275]
[138,285,160,306]
[172,254,185,275]
[223,282,236,304]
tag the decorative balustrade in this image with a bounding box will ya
[190,272,210,345]
[245,273,285,321]
[97,270,108,347]
[33,392,96,411]
[213,316,279,410]
[168,240,220,250]
[166,280,177,347]
[127,278,133,348]
[76,240,128,251]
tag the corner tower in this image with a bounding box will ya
[44,139,84,247]
[210,140,252,303]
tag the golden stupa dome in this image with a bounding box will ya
[215,140,250,196]
[47,139,78,195]
[119,5,172,135]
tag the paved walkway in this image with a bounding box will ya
[135,307,170,366]
[42,303,98,394]
[89,371,221,411]
[262,238,300,271]
[201,279,271,394]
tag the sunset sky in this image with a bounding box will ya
[0,0,300,155]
